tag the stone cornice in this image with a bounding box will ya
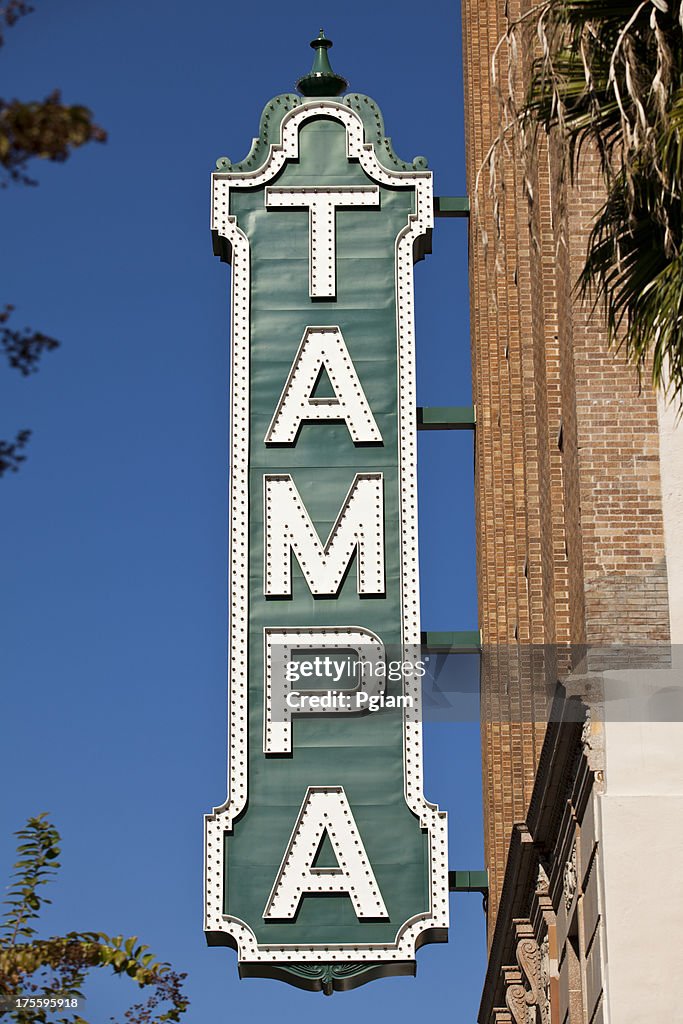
[478,689,591,1023]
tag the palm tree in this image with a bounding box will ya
[487,0,683,401]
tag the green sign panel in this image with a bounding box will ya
[205,41,448,994]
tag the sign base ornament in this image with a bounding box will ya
[205,34,448,993]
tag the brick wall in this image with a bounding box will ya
[460,0,670,941]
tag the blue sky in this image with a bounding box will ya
[1,1,484,1021]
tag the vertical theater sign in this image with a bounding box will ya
[204,33,448,993]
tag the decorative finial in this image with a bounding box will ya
[296,29,348,97]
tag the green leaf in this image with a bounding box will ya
[1,815,189,1022]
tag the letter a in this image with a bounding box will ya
[264,326,382,445]
[263,786,388,920]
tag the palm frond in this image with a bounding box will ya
[483,0,683,400]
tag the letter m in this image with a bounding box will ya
[264,473,384,597]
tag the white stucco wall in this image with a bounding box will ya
[599,786,683,1023]
[599,394,683,1024]
[657,390,683,643]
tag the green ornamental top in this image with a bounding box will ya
[213,31,429,177]
[296,29,348,97]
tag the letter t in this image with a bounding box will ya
[265,186,380,299]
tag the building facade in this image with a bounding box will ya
[460,1,683,1021]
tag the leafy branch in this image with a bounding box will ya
[0,815,189,1024]
[0,90,107,188]
[2,814,61,947]
[0,305,58,479]
[0,428,31,476]
[0,3,107,188]
[0,1,33,47]
[0,1,106,476]
[1,306,59,376]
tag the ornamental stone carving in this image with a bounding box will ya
[581,707,593,749]
[580,703,605,780]
[536,863,550,897]
[540,935,551,1023]
[502,929,552,1024]
[563,842,577,912]
[505,981,535,1024]
[517,935,551,1024]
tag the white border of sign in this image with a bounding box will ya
[204,100,448,964]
